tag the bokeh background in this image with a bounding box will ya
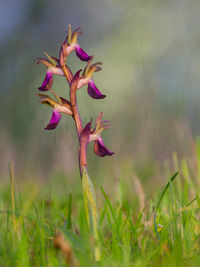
[1,0,200,193]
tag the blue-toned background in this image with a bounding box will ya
[1,0,200,183]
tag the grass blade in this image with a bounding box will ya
[156,171,179,212]
[67,192,72,230]
[82,167,100,261]
[154,171,178,240]
[100,186,117,225]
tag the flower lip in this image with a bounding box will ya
[76,57,105,98]
[94,138,114,157]
[36,51,65,91]
[45,109,62,130]
[61,26,89,61]
[38,67,64,91]
[87,80,106,99]
[75,45,91,61]
[81,112,114,157]
[76,76,106,99]
[38,71,53,91]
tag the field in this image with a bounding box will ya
[1,145,200,267]
[1,1,200,266]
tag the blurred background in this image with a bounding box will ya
[1,0,200,192]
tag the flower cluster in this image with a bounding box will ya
[36,24,114,174]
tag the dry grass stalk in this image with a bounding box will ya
[133,173,145,211]
[53,231,79,267]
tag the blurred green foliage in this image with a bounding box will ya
[1,0,200,179]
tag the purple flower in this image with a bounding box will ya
[89,112,114,157]
[37,93,72,130]
[38,71,53,91]
[76,57,106,99]
[79,112,114,169]
[61,25,91,62]
[93,137,114,157]
[36,53,64,91]
[87,80,105,99]
[45,109,61,130]
[75,46,90,61]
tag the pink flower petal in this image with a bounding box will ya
[38,71,53,91]
[75,45,91,61]
[45,109,61,130]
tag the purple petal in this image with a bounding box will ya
[38,71,53,91]
[45,109,61,130]
[70,69,82,93]
[94,138,114,157]
[75,45,91,61]
[87,81,106,99]
[82,121,92,136]
[72,69,82,82]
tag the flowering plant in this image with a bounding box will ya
[36,24,114,260]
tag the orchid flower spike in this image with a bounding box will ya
[37,93,72,130]
[36,51,65,91]
[89,112,114,156]
[60,24,91,62]
[79,112,114,169]
[75,57,106,99]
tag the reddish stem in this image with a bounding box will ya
[62,66,85,176]
[70,78,83,139]
[61,64,73,86]
[79,123,91,176]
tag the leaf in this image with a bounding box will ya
[82,167,98,233]
[100,186,117,224]
[156,171,179,212]
[67,192,72,230]
[82,167,100,261]
[154,171,178,240]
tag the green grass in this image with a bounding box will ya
[1,156,200,267]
